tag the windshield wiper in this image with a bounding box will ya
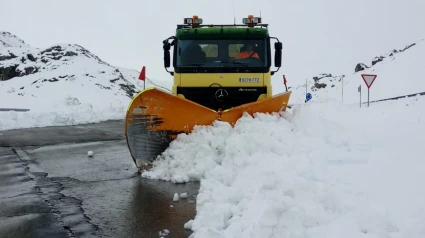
[224,61,248,66]
[232,61,248,65]
[184,63,204,67]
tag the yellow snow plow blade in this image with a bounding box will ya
[125,87,291,167]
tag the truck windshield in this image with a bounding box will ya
[175,39,268,68]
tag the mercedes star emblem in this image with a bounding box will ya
[215,89,228,101]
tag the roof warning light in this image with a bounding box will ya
[242,15,262,26]
[184,15,203,24]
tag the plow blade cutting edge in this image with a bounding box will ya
[124,87,291,167]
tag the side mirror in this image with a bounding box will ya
[162,37,175,76]
[274,42,282,68]
[164,49,170,68]
[163,40,171,68]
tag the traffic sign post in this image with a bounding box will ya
[361,74,377,107]
[358,85,361,108]
[341,75,345,102]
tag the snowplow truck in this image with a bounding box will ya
[125,15,292,168]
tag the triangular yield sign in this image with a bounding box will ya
[361,74,377,88]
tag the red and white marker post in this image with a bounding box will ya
[361,74,377,107]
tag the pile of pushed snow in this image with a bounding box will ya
[290,39,425,104]
[0,32,170,131]
[142,96,425,238]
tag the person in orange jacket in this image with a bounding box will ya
[235,44,259,59]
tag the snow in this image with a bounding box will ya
[1,9,424,238]
[173,193,179,202]
[0,32,29,48]
[289,39,425,105]
[184,220,194,230]
[159,228,170,237]
[0,33,170,131]
[142,96,425,238]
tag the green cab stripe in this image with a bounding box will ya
[176,27,269,39]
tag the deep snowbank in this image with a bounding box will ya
[142,96,425,238]
[0,104,126,131]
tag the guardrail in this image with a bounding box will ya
[287,91,425,108]
[364,91,425,104]
[0,108,31,112]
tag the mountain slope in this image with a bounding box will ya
[289,38,425,104]
[0,32,29,48]
[0,32,170,131]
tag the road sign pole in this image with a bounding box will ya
[368,87,370,107]
[341,76,344,102]
[358,85,361,108]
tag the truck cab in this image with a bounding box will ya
[162,15,283,111]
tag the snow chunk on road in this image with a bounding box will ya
[173,193,179,202]
[158,228,170,237]
[184,220,194,230]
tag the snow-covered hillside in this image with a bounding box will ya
[0,32,170,131]
[0,32,29,48]
[143,96,425,238]
[289,38,425,104]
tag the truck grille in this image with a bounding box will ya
[176,86,267,110]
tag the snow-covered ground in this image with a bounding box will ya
[0,32,170,131]
[0,32,29,48]
[289,38,425,104]
[143,96,425,238]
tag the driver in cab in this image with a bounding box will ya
[235,44,259,59]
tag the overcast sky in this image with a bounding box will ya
[1,0,424,91]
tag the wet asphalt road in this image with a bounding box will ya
[0,120,199,238]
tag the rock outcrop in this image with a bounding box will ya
[354,43,416,73]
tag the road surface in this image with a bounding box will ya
[0,120,199,238]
